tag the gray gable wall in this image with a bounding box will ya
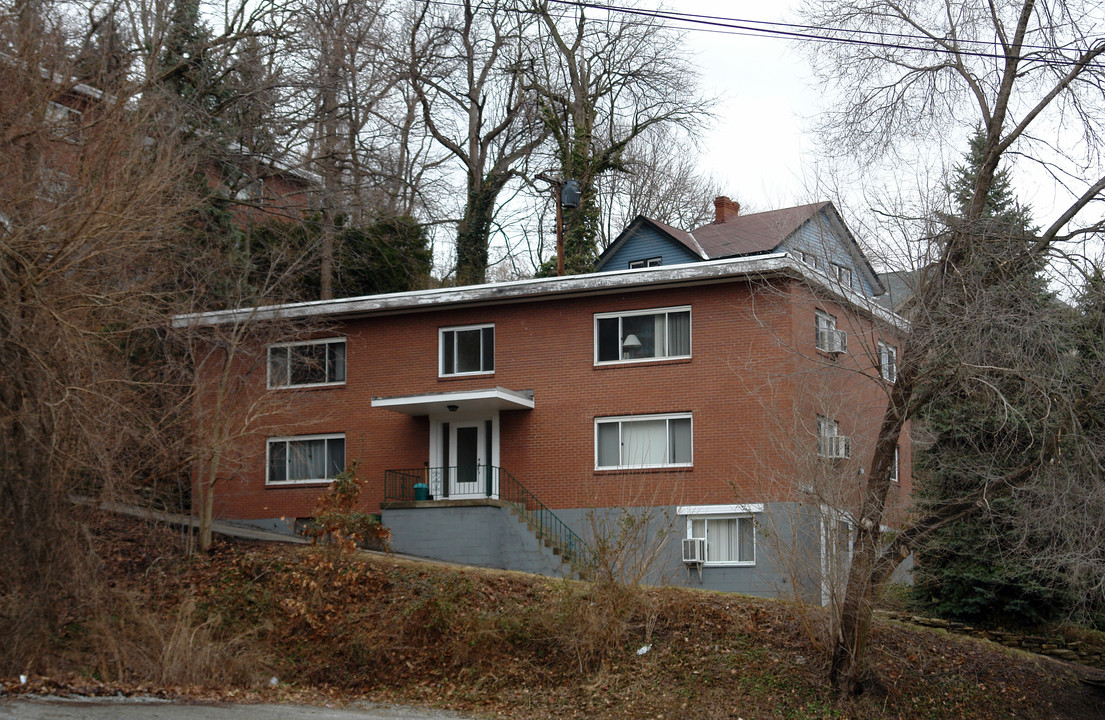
[600,224,702,270]
[777,208,879,296]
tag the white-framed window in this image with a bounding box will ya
[879,341,898,383]
[268,338,346,389]
[890,445,900,483]
[46,101,82,141]
[440,324,494,376]
[628,256,662,269]
[831,262,853,288]
[815,311,847,353]
[235,176,264,203]
[595,306,691,364]
[798,251,819,269]
[595,413,692,469]
[267,434,345,485]
[679,505,759,566]
[817,415,851,459]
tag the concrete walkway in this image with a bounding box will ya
[91,500,311,545]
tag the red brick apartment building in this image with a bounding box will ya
[175,199,910,603]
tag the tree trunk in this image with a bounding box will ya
[830,352,914,692]
[455,174,509,285]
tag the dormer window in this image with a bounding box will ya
[628,257,662,269]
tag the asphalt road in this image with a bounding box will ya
[0,697,478,720]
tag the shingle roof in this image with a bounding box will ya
[689,202,829,259]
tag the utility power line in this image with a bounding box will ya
[515,0,1105,70]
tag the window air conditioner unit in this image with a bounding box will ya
[818,329,848,354]
[820,435,851,460]
[682,537,706,565]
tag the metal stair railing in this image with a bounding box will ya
[382,465,586,566]
[494,466,586,567]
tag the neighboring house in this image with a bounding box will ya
[174,198,910,604]
[214,141,320,226]
[599,196,885,300]
[874,268,921,313]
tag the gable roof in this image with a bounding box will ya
[597,200,884,296]
[690,202,827,259]
[874,269,921,311]
[598,215,707,268]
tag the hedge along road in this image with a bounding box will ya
[0,697,478,720]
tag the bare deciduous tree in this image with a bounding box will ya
[595,126,724,248]
[527,0,714,273]
[0,7,198,669]
[798,0,1105,693]
[407,0,546,285]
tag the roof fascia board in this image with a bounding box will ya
[175,254,791,328]
[172,253,906,330]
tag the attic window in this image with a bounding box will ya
[798,251,819,268]
[831,263,854,288]
[628,257,662,269]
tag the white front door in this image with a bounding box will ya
[449,420,487,498]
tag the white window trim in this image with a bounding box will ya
[879,340,898,383]
[266,433,345,486]
[890,445,900,483]
[439,323,495,377]
[235,176,264,203]
[594,412,693,470]
[820,507,855,606]
[798,251,819,269]
[831,262,853,288]
[679,505,759,567]
[267,337,346,389]
[593,305,692,366]
[629,256,662,269]
[817,415,851,459]
[815,310,847,354]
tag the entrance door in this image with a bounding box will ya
[449,420,487,498]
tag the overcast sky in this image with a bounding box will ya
[646,0,825,213]
[636,0,1103,276]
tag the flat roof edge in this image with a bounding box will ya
[171,253,906,330]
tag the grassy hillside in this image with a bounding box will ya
[9,515,1105,720]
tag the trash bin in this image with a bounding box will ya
[413,483,429,501]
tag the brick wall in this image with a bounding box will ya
[201,276,910,522]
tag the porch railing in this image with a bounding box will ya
[383,466,586,566]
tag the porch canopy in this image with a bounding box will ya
[371,386,534,416]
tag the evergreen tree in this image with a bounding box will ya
[246,216,432,302]
[911,130,1072,627]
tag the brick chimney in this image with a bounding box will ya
[713,196,740,224]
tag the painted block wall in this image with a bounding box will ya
[383,502,827,602]
[384,504,568,577]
